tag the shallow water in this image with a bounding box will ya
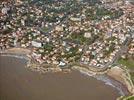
[0,56,120,100]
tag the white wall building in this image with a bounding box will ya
[84,32,91,38]
[32,41,42,48]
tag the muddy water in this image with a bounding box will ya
[0,56,120,100]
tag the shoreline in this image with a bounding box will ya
[0,56,120,100]
[0,54,129,97]
[0,56,128,97]
[72,67,130,96]
[107,66,134,95]
[106,75,130,96]
[0,48,134,98]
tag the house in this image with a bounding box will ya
[32,52,41,58]
[1,7,9,14]
[55,26,63,31]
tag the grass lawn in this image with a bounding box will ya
[125,96,134,100]
[130,72,134,83]
[119,96,134,100]
[41,27,49,32]
[117,58,134,70]
[117,58,134,84]
[127,97,134,100]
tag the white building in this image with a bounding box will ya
[31,41,42,48]
[124,0,133,5]
[70,17,81,22]
[84,32,91,38]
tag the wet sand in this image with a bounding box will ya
[0,56,120,100]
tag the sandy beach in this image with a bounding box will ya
[107,66,134,95]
